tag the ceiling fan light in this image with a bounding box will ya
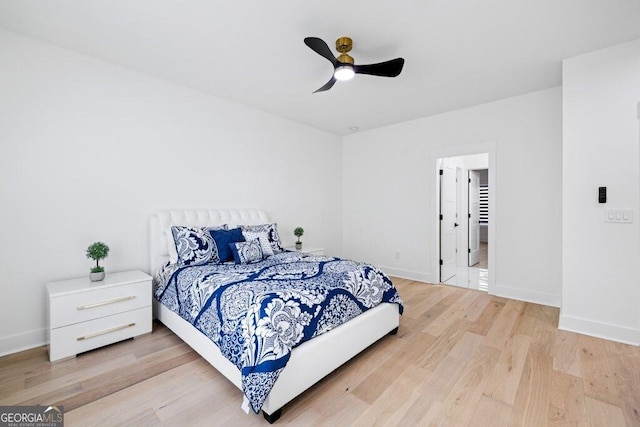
[334,65,355,81]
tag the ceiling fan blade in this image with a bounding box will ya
[354,58,405,77]
[304,37,338,66]
[313,76,337,93]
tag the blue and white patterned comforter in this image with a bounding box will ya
[154,251,403,413]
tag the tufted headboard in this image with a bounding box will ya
[149,209,269,275]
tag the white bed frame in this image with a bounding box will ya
[149,209,399,423]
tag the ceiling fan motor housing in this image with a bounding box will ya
[336,36,353,53]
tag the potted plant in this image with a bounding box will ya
[86,241,110,282]
[294,227,304,250]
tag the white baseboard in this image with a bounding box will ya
[380,269,562,309]
[0,328,47,357]
[493,284,561,308]
[559,314,640,346]
[379,266,434,284]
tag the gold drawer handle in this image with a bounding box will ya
[77,323,136,341]
[76,296,135,310]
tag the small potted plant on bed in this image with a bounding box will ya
[86,241,110,282]
[294,227,304,250]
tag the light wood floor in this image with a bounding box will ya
[477,241,488,269]
[1,278,639,426]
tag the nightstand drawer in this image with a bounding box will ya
[49,280,151,328]
[49,306,151,362]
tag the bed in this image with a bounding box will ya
[149,209,402,423]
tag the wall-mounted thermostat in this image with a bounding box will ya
[598,187,606,204]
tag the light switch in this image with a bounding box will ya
[605,209,634,223]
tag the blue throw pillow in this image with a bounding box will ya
[229,239,264,264]
[210,227,245,263]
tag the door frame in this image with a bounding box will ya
[432,141,497,295]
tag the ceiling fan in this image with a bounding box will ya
[304,36,405,93]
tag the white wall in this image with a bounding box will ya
[0,29,342,355]
[561,39,640,344]
[342,87,562,307]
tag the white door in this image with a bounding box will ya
[440,160,457,282]
[468,170,480,266]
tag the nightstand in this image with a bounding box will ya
[285,246,324,255]
[46,270,152,362]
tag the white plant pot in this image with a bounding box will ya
[90,271,105,282]
[295,243,302,250]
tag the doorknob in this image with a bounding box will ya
[454,223,459,227]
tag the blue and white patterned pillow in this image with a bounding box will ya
[241,230,274,257]
[171,225,226,266]
[240,223,284,253]
[229,239,264,264]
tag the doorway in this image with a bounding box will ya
[437,153,490,291]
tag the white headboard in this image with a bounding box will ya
[149,209,269,275]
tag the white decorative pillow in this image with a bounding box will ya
[240,223,284,253]
[169,225,227,266]
[229,239,264,264]
[241,230,274,257]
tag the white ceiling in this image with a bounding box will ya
[2,1,640,135]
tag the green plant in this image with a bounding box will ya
[294,227,304,244]
[86,242,109,273]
